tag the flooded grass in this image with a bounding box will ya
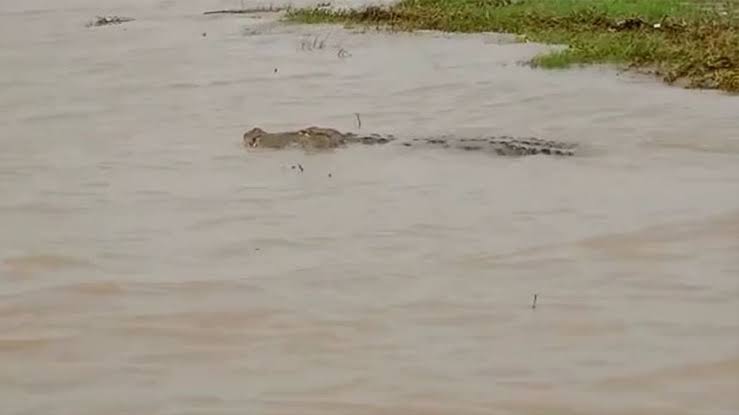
[286,0,739,92]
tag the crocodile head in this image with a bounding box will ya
[243,127,267,147]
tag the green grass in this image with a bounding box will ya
[286,0,739,92]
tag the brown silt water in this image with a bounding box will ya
[1,1,738,414]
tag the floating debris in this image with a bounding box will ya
[300,34,329,51]
[203,5,289,15]
[86,16,135,27]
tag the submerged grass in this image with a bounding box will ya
[286,0,739,92]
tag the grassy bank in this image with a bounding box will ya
[286,0,739,92]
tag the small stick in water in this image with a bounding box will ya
[531,294,538,309]
[203,5,286,15]
[355,113,361,129]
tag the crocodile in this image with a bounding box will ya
[243,126,576,156]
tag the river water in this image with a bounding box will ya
[1,1,738,414]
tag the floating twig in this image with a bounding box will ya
[531,294,538,309]
[203,5,288,15]
[86,16,135,27]
[354,113,362,129]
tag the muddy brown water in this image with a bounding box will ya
[1,1,738,414]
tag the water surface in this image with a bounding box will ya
[1,1,738,414]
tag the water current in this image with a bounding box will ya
[1,1,738,414]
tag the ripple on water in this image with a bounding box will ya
[1,254,93,277]
[1,1,738,414]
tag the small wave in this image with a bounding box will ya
[2,254,92,275]
[0,336,66,352]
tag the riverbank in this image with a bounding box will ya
[287,0,739,92]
